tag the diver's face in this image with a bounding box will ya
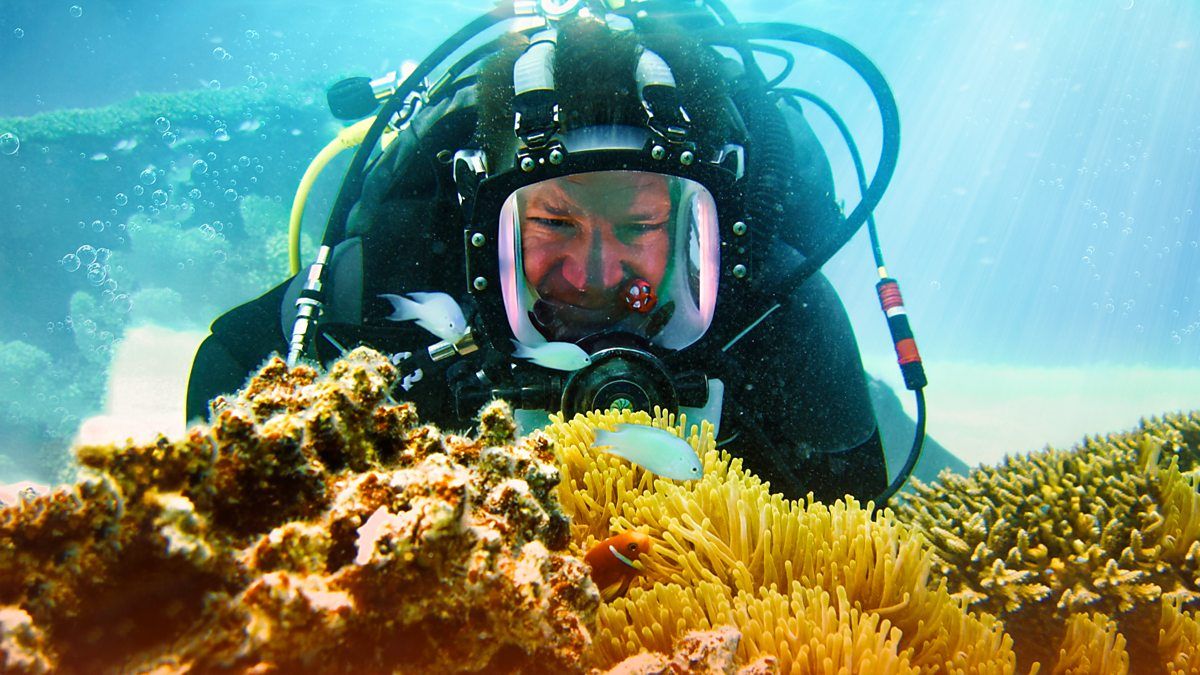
[519,172,671,312]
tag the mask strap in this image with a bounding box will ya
[512,30,560,149]
[635,48,692,144]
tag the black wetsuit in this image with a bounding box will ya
[186,88,889,505]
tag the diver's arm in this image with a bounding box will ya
[184,279,293,423]
[185,334,256,423]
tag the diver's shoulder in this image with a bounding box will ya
[208,276,293,339]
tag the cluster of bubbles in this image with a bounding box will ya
[155,116,178,146]
[59,245,133,314]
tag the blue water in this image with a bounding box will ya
[0,0,1197,482]
[3,1,1197,365]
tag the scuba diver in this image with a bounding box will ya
[186,0,927,505]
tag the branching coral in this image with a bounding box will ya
[895,411,1200,672]
[545,408,1017,673]
[0,348,598,674]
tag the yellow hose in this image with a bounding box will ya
[288,117,378,275]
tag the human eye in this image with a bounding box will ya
[529,217,575,229]
[616,221,666,242]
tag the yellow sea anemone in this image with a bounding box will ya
[543,408,1016,672]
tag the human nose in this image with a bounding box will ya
[559,226,625,291]
[588,227,626,289]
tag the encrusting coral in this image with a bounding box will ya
[895,411,1200,673]
[0,348,598,674]
[546,408,1017,673]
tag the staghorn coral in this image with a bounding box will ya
[545,408,1018,673]
[895,411,1200,673]
[0,347,598,674]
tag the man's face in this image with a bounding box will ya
[518,172,671,314]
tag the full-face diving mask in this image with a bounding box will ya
[457,123,746,352]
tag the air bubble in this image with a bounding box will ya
[188,188,202,199]
[213,47,231,61]
[192,158,208,174]
[76,245,97,264]
[86,263,107,285]
[140,167,157,185]
[133,185,145,196]
[69,5,83,18]
[13,28,24,38]
[154,116,171,133]
[115,192,128,206]
[152,189,168,207]
[113,294,132,313]
[91,219,104,233]
[161,131,177,146]
[0,132,19,156]
[224,188,238,202]
[60,254,81,272]
[214,127,230,142]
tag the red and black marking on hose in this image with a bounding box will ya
[876,276,927,391]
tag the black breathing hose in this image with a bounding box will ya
[701,23,901,305]
[321,3,517,250]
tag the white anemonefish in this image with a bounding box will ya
[591,424,704,481]
[584,530,653,597]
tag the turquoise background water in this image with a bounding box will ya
[0,1,1197,478]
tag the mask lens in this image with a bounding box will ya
[497,170,719,349]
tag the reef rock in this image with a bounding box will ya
[0,348,598,674]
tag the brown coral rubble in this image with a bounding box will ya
[0,348,598,674]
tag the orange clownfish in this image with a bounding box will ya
[584,530,652,597]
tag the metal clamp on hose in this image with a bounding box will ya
[286,245,332,367]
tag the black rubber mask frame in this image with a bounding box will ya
[456,132,746,360]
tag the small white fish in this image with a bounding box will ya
[591,424,703,481]
[510,339,592,371]
[379,292,467,343]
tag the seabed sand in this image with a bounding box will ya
[74,328,1200,472]
[74,324,206,447]
[865,355,1200,468]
